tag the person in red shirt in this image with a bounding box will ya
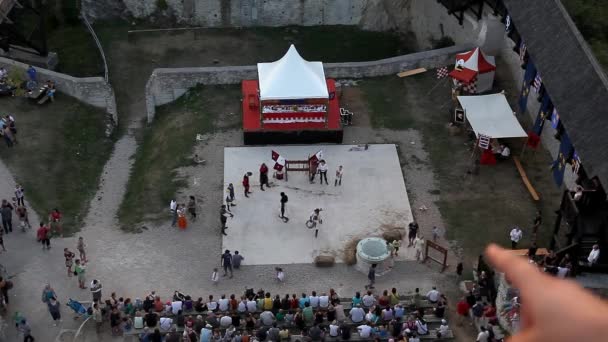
[290,294,299,310]
[378,290,390,307]
[242,172,252,198]
[456,296,470,326]
[483,302,497,326]
[49,208,62,237]
[259,163,269,191]
[37,222,50,250]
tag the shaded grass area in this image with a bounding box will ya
[0,96,114,235]
[563,0,608,71]
[359,74,561,261]
[117,85,241,230]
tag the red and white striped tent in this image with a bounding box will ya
[449,47,496,93]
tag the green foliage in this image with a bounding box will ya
[156,0,169,11]
[430,36,455,49]
[563,0,608,70]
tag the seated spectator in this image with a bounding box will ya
[376,325,389,338]
[544,250,558,267]
[268,323,281,341]
[319,293,330,309]
[394,304,405,320]
[350,303,365,323]
[409,331,421,342]
[494,144,510,160]
[272,294,281,313]
[326,305,336,322]
[153,296,164,312]
[382,306,394,321]
[245,313,256,330]
[260,310,275,326]
[279,327,290,340]
[194,297,205,312]
[218,294,230,312]
[183,295,193,311]
[472,301,485,326]
[294,309,305,330]
[390,288,400,306]
[175,310,185,328]
[207,295,218,312]
[159,316,173,331]
[309,323,323,341]
[200,324,213,342]
[246,297,257,312]
[438,319,449,338]
[238,296,247,313]
[426,287,440,303]
[358,323,372,338]
[389,319,401,338]
[194,315,205,333]
[314,310,324,325]
[219,313,232,328]
[144,309,158,328]
[231,310,240,327]
[476,326,490,342]
[340,323,351,340]
[434,300,446,318]
[352,291,363,307]
[329,320,340,337]
[281,294,290,310]
[229,294,238,311]
[588,244,600,266]
[263,292,273,311]
[378,290,390,307]
[402,318,416,333]
[150,328,162,342]
[256,326,268,341]
[171,298,183,315]
[276,309,285,322]
[206,312,219,328]
[310,291,320,309]
[362,290,376,308]
[415,317,428,335]
[134,311,144,329]
[365,308,379,324]
[483,303,497,325]
[330,288,339,302]
[299,293,310,309]
[334,301,346,322]
[284,310,294,324]
[303,302,314,323]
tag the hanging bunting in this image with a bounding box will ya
[552,132,573,186]
[532,93,552,135]
[519,61,536,113]
[551,108,560,129]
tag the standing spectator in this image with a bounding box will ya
[432,226,440,242]
[510,226,523,249]
[18,318,33,342]
[391,239,401,256]
[220,205,233,236]
[221,250,233,278]
[47,297,62,326]
[77,236,88,263]
[233,251,244,269]
[242,172,252,197]
[588,244,600,266]
[260,163,269,190]
[408,222,419,247]
[471,301,485,327]
[187,196,197,221]
[27,65,37,82]
[227,183,235,204]
[0,277,9,304]
[335,165,343,186]
[37,222,50,250]
[414,235,425,261]
[75,259,86,289]
[93,303,103,333]
[1,199,13,233]
[64,248,75,277]
[169,199,177,227]
[49,208,62,236]
[366,264,377,290]
[476,326,490,342]
[532,210,542,236]
[426,287,440,303]
[41,284,56,305]
[14,185,24,206]
[317,160,329,185]
[177,204,187,230]
[0,229,5,252]
[276,267,285,282]
[2,125,13,147]
[280,192,289,222]
[16,205,30,230]
[90,279,102,303]
[211,268,219,284]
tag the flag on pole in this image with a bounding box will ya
[271,150,286,171]
[436,67,449,79]
[519,39,527,64]
[271,150,280,161]
[533,73,542,93]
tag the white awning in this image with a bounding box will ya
[457,93,527,139]
[257,45,328,101]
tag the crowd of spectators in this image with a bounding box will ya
[86,286,452,341]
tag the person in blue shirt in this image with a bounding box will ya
[298,293,310,309]
[27,66,37,82]
[200,323,213,342]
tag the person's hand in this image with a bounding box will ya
[485,244,608,342]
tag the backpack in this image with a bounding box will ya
[473,304,484,317]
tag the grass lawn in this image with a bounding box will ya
[0,96,115,236]
[359,74,562,261]
[117,85,242,230]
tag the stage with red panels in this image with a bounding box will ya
[242,79,343,145]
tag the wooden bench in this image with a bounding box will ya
[513,156,540,201]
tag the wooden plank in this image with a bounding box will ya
[397,67,427,78]
[511,248,549,256]
[513,156,541,201]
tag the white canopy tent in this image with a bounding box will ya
[457,93,527,138]
[257,45,328,101]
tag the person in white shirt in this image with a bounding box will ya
[260,310,275,326]
[207,295,218,311]
[309,291,320,308]
[335,165,343,186]
[159,317,173,331]
[334,302,345,322]
[588,244,600,265]
[357,324,372,338]
[426,287,440,303]
[438,319,449,337]
[246,299,257,312]
[362,291,375,308]
[171,300,183,315]
[218,295,230,312]
[349,304,365,323]
[510,226,523,249]
[476,326,490,342]
[495,144,511,160]
[169,199,177,227]
[317,160,329,185]
[238,298,247,313]
[329,321,340,337]
[556,266,570,278]
[318,293,330,308]
[220,314,232,328]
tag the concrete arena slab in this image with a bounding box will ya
[222,144,414,265]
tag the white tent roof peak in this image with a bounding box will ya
[457,93,527,139]
[258,44,329,100]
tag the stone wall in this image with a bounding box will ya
[0,57,118,126]
[145,44,472,122]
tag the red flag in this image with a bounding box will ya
[274,163,284,171]
[271,150,280,161]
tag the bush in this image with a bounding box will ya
[156,0,169,11]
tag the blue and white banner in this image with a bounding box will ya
[551,108,560,129]
[519,61,536,113]
[553,132,573,186]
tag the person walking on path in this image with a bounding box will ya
[414,235,426,261]
[41,284,56,305]
[49,208,62,236]
[77,236,88,264]
[14,185,24,206]
[211,268,219,284]
[75,259,86,289]
[37,222,50,250]
[220,205,233,236]
[177,204,187,230]
[1,199,13,233]
[18,317,34,342]
[280,192,289,222]
[309,208,322,238]
[90,279,102,302]
[242,172,252,197]
[16,205,30,230]
[64,248,75,277]
[47,297,62,326]
[0,277,10,304]
[317,160,329,185]
[260,163,269,191]
[187,196,197,221]
[169,199,177,227]
[510,226,523,249]
[227,183,235,204]
[408,222,419,247]
[3,125,13,147]
[0,230,5,253]
[221,250,234,278]
[532,210,542,239]
[335,165,343,186]
[391,239,401,257]
[233,251,244,269]
[365,264,377,289]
